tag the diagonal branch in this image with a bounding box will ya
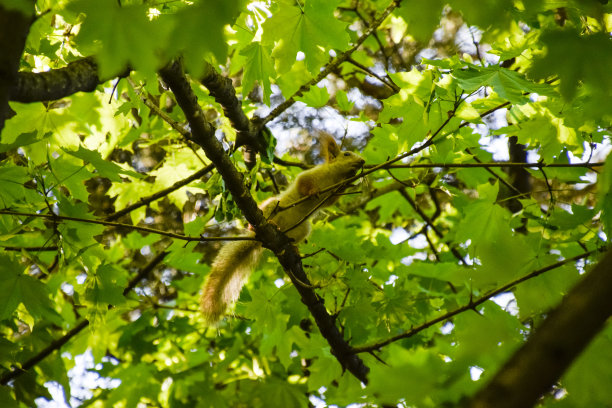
[0,209,256,242]
[199,62,265,152]
[346,56,399,92]
[352,250,597,354]
[382,161,605,169]
[469,248,612,408]
[0,250,168,385]
[159,60,370,384]
[397,187,468,265]
[105,164,214,222]
[0,320,90,386]
[277,94,463,212]
[254,0,400,130]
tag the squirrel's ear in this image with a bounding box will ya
[320,132,340,162]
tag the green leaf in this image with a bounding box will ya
[455,100,481,122]
[63,146,141,181]
[56,199,104,261]
[368,346,446,405]
[453,65,555,103]
[448,0,515,33]
[547,204,595,230]
[0,256,26,320]
[396,0,444,42]
[275,60,313,97]
[240,42,276,105]
[122,231,159,250]
[514,256,578,318]
[69,0,166,78]
[165,242,209,274]
[452,301,523,366]
[562,327,612,406]
[0,130,41,153]
[455,188,509,249]
[104,363,159,407]
[255,378,307,408]
[0,0,35,15]
[404,262,469,288]
[244,287,287,330]
[49,157,93,203]
[85,264,128,307]
[509,117,564,161]
[0,255,62,325]
[297,85,330,108]
[362,124,399,163]
[0,164,29,207]
[472,232,538,287]
[335,90,354,112]
[262,0,350,74]
[598,153,612,241]
[0,386,18,408]
[531,29,612,100]
[170,0,241,77]
[2,102,78,157]
[306,355,343,392]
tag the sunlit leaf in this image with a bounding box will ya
[262,0,349,74]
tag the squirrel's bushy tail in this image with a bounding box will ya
[200,232,263,324]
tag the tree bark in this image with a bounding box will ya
[469,249,612,408]
[0,3,33,135]
[159,60,370,384]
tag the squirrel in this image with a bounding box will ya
[200,134,365,324]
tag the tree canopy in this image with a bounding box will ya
[1,0,612,407]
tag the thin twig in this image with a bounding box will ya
[105,164,214,221]
[0,210,256,242]
[129,79,207,165]
[396,187,468,265]
[352,250,597,354]
[346,57,399,92]
[1,245,59,251]
[277,95,462,212]
[255,0,400,129]
[0,251,168,385]
[379,161,605,169]
[539,166,555,206]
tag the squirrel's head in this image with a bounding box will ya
[330,150,365,178]
[319,132,365,178]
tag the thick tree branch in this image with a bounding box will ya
[9,57,105,103]
[0,3,33,133]
[199,63,265,152]
[0,251,167,385]
[159,60,370,384]
[468,249,612,408]
[352,250,597,354]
